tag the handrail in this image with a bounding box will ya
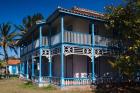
[94,35,116,46]
[64,78,92,86]
[65,30,91,35]
[51,33,61,45]
[21,36,48,55]
[64,30,91,45]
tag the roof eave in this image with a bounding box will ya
[59,9,106,22]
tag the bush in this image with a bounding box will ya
[22,81,35,89]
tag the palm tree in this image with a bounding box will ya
[0,23,18,73]
[15,13,44,36]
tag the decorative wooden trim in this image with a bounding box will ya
[64,46,92,59]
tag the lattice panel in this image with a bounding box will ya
[42,49,50,58]
[94,48,116,58]
[64,46,92,58]
[51,47,61,56]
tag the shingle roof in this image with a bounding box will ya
[7,59,20,65]
[58,6,104,19]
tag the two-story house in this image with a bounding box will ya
[18,7,117,88]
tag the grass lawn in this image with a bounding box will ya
[1,78,140,93]
[0,78,92,93]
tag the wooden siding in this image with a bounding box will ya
[52,55,61,77]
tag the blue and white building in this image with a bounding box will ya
[8,59,20,75]
[18,7,117,87]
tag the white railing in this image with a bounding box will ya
[34,39,40,48]
[51,33,61,45]
[21,37,48,55]
[42,37,48,46]
[64,78,92,86]
[42,76,50,83]
[51,77,61,86]
[32,76,39,83]
[64,31,91,45]
[94,35,114,46]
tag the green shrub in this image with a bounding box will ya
[21,81,36,89]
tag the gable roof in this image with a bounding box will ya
[64,7,104,19]
[47,6,105,23]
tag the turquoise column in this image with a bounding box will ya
[20,63,21,74]
[22,62,23,74]
[23,46,26,76]
[39,26,42,82]
[26,59,29,79]
[49,57,52,77]
[48,24,52,79]
[91,23,95,81]
[60,15,64,87]
[32,34,34,79]
[23,61,25,75]
[26,42,29,79]
[19,47,22,75]
[49,56,52,84]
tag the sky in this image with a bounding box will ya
[0,0,123,59]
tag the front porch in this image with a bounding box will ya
[28,45,94,87]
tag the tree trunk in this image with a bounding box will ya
[3,47,8,78]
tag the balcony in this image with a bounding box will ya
[20,36,48,56]
[94,35,117,47]
[64,30,91,45]
[51,33,61,45]
[50,30,92,46]
[50,30,115,47]
[34,37,48,49]
[20,32,116,56]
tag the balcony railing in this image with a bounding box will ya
[94,35,116,46]
[51,33,61,45]
[20,33,117,56]
[34,39,39,48]
[64,30,91,45]
[32,76,92,86]
[64,78,92,86]
[42,37,48,46]
[21,36,48,56]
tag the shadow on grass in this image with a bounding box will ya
[91,83,140,93]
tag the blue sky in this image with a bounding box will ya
[0,0,123,59]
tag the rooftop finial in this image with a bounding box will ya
[57,6,61,9]
[72,6,78,10]
[74,6,77,9]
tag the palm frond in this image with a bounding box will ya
[0,22,18,61]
